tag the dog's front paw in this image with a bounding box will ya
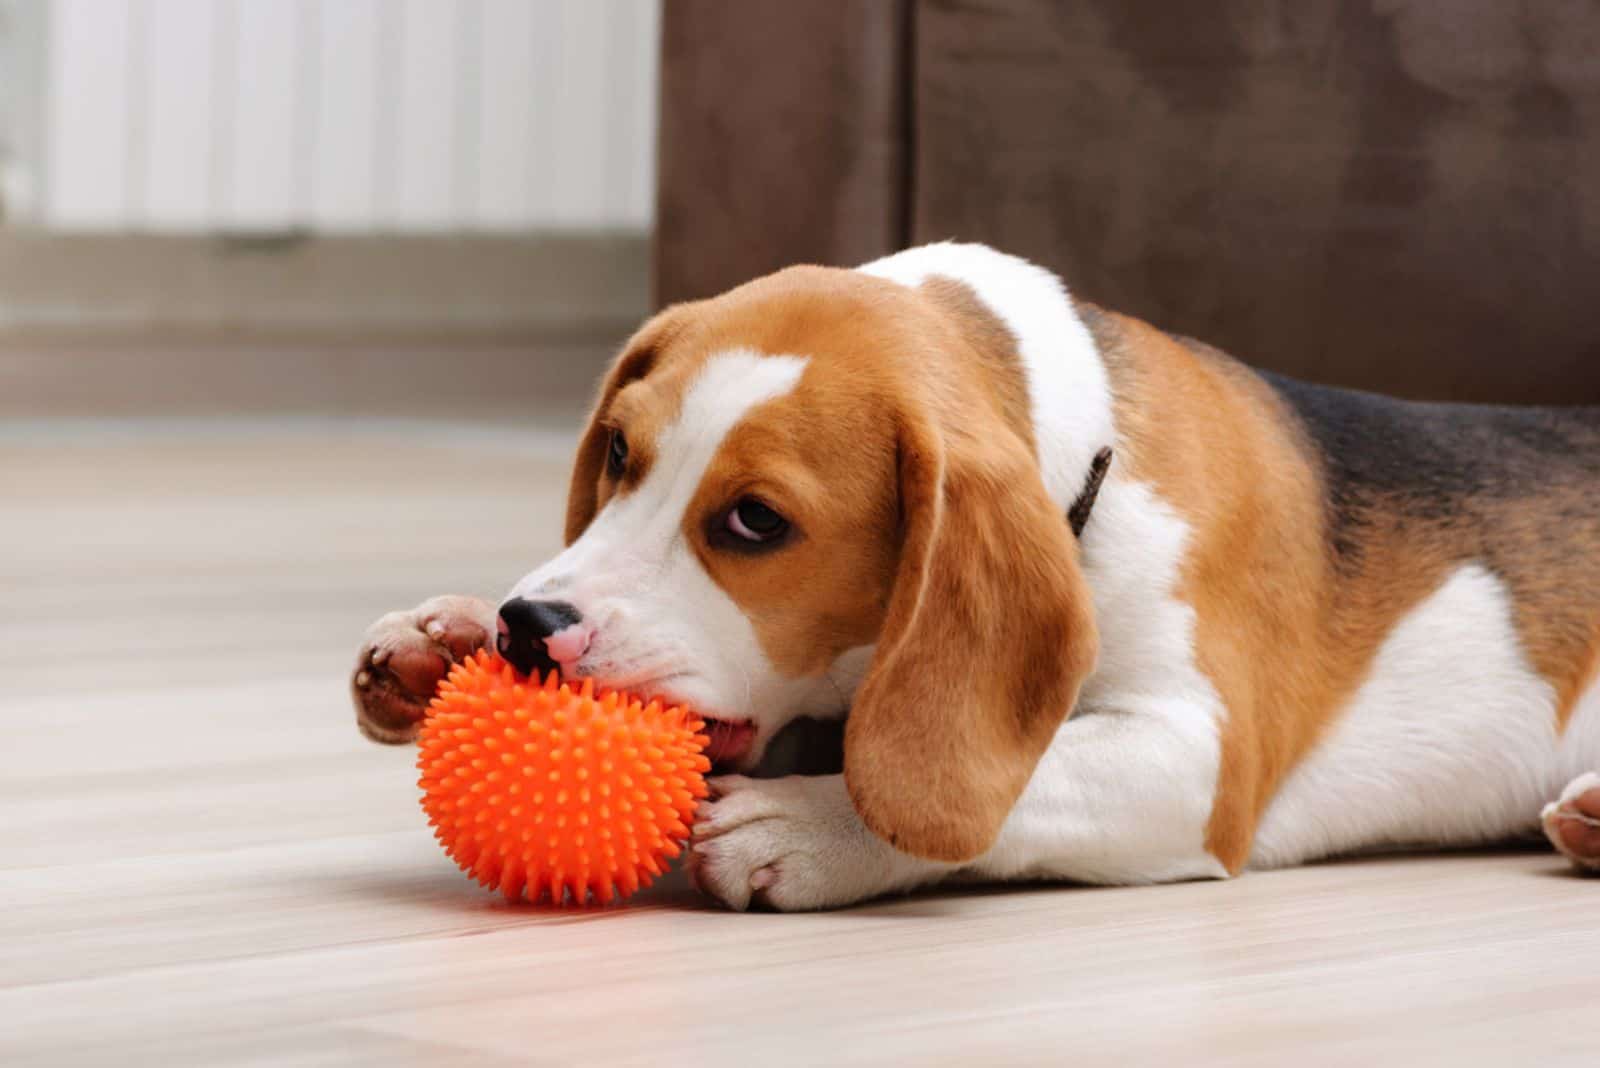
[1542,772,1600,872]
[688,774,939,911]
[351,595,496,744]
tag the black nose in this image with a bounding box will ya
[497,598,582,679]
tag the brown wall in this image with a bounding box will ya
[913,0,1600,404]
[655,1,910,307]
[658,0,1600,405]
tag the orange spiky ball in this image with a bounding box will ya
[417,650,710,905]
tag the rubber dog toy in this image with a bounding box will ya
[417,650,710,905]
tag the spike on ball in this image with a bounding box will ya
[417,650,711,905]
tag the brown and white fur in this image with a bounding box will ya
[352,243,1600,909]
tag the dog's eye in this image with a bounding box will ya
[606,430,628,478]
[725,498,788,543]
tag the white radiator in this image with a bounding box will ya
[33,0,659,232]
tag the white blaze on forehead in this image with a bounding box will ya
[518,349,811,593]
[654,349,810,508]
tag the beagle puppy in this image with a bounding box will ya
[352,243,1600,909]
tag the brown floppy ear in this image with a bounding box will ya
[843,406,1100,863]
[562,308,686,543]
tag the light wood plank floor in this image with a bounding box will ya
[3,421,1594,1067]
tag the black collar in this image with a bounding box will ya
[1067,447,1114,538]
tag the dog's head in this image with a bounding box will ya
[503,264,1099,861]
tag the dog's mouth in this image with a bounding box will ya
[623,673,757,769]
[698,716,757,768]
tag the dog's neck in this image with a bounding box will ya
[858,243,1119,514]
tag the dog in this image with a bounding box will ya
[352,243,1600,909]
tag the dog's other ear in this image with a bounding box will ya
[563,308,687,543]
[843,405,1100,863]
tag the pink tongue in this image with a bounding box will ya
[702,719,756,764]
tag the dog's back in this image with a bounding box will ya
[1263,372,1600,551]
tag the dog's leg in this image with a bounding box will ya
[690,704,1223,910]
[964,706,1229,886]
[350,595,497,744]
[1542,772,1600,872]
[689,773,943,911]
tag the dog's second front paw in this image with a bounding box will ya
[351,595,496,745]
[1543,772,1600,872]
[687,774,939,911]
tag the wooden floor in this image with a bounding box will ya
[3,420,1595,1067]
